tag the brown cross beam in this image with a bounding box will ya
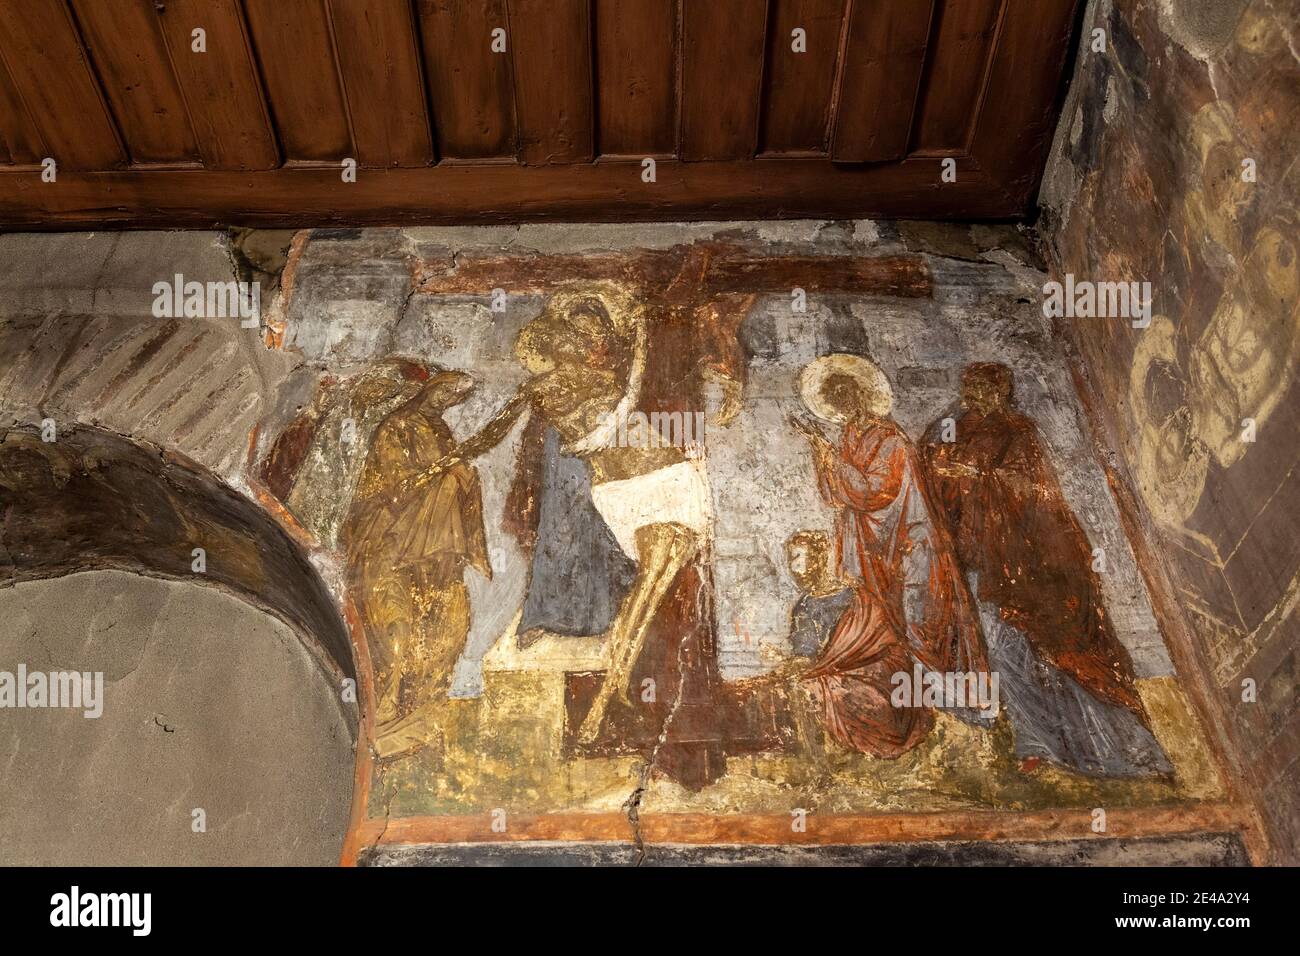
[412,241,932,305]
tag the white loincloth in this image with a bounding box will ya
[590,459,714,561]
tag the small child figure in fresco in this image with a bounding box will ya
[785,530,854,660]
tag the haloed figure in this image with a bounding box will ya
[341,363,491,760]
[790,354,989,758]
[922,363,1171,777]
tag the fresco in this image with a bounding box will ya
[1042,0,1298,858]
[258,241,1224,838]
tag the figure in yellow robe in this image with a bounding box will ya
[340,364,490,757]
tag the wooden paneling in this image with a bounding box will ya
[832,0,935,163]
[760,0,849,154]
[682,0,769,161]
[0,49,43,165]
[154,0,278,170]
[327,0,434,168]
[594,0,677,157]
[244,0,352,163]
[508,0,593,165]
[913,0,1005,152]
[71,0,199,165]
[416,0,516,160]
[0,0,123,170]
[0,0,1084,224]
[971,0,1080,200]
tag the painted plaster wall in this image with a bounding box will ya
[0,219,1237,858]
[1041,0,1299,861]
[276,223,1169,695]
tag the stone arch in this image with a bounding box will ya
[0,423,354,685]
[0,423,358,865]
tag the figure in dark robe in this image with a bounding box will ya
[791,355,991,759]
[922,363,1171,778]
[508,422,637,642]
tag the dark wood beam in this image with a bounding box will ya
[0,156,1022,230]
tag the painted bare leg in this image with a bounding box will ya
[576,522,698,746]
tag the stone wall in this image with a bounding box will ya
[0,570,354,865]
[1041,0,1299,862]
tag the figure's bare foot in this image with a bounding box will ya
[374,702,444,761]
[577,692,637,747]
[576,712,602,747]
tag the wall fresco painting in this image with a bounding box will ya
[1041,0,1297,859]
[260,249,1223,837]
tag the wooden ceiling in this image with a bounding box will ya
[0,0,1082,228]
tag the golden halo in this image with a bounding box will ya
[798,354,893,423]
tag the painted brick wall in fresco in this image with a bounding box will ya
[1042,0,1299,861]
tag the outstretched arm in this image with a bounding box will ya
[789,414,838,481]
[402,390,532,493]
[696,293,755,426]
[819,430,904,512]
[453,390,533,462]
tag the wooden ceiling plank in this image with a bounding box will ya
[969,0,1081,209]
[244,0,352,164]
[759,0,849,155]
[912,0,1005,153]
[415,0,516,161]
[153,0,279,171]
[507,0,594,165]
[681,0,768,162]
[327,0,434,168]
[69,0,199,165]
[0,157,1018,228]
[0,0,124,170]
[831,0,935,164]
[0,45,45,165]
[594,0,677,158]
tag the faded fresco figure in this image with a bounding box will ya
[498,284,648,648]
[413,280,753,789]
[791,354,990,758]
[341,362,491,760]
[264,362,443,548]
[922,363,1171,777]
[785,530,853,659]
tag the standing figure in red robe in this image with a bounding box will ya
[790,354,990,758]
[922,363,1171,777]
